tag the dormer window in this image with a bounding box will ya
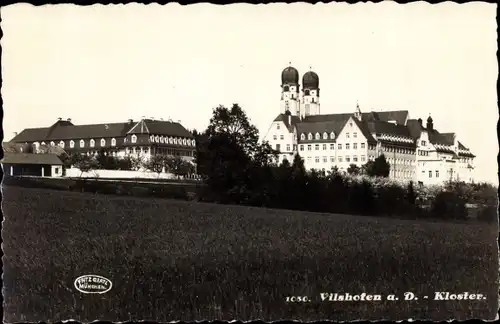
[150,135,155,142]
[308,133,313,140]
[80,140,85,148]
[100,139,106,147]
[69,140,74,148]
[59,141,65,148]
[131,135,137,143]
[301,134,305,140]
[50,141,55,146]
[174,138,178,144]
[169,137,173,144]
[41,142,46,145]
[315,133,320,140]
[183,139,187,145]
[111,138,116,146]
[192,139,196,146]
[330,132,335,139]
[155,135,160,143]
[160,136,165,143]
[90,139,95,147]
[323,132,328,139]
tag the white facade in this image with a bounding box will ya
[264,66,476,186]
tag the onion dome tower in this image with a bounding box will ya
[280,63,300,116]
[301,67,320,117]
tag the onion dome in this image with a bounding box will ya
[281,66,299,84]
[302,71,319,89]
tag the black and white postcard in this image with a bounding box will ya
[1,2,498,322]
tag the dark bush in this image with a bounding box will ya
[477,205,498,223]
[431,191,468,220]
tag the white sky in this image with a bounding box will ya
[1,3,498,183]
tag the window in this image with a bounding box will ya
[192,139,196,146]
[349,122,353,127]
[322,144,327,150]
[276,144,281,151]
[307,157,312,162]
[150,135,155,142]
[101,138,106,147]
[300,145,304,151]
[307,145,312,151]
[131,135,137,143]
[80,140,85,148]
[183,139,187,145]
[174,138,178,144]
[346,156,350,162]
[90,139,95,147]
[315,156,320,163]
[436,170,439,178]
[330,144,335,150]
[169,137,173,144]
[55,167,59,174]
[286,144,290,151]
[353,143,357,149]
[323,156,327,163]
[293,144,297,151]
[41,142,46,145]
[59,141,65,148]
[301,134,305,140]
[160,136,165,143]
[361,143,365,149]
[111,138,116,146]
[315,144,319,150]
[338,157,343,162]
[346,143,350,150]
[68,140,74,148]
[50,141,55,146]
[280,135,284,140]
[346,132,350,138]
[330,156,335,162]
[315,133,320,140]
[338,144,342,150]
[353,132,357,138]
[361,155,366,162]
[353,156,358,162]
[330,132,335,139]
[429,171,432,178]
[421,140,426,146]
[308,133,313,140]
[323,132,328,139]
[277,124,280,130]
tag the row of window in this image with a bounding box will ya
[298,142,367,151]
[383,147,415,155]
[39,138,120,149]
[417,150,430,156]
[304,155,368,163]
[149,135,195,146]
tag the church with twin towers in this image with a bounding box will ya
[263,64,476,185]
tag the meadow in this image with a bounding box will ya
[2,186,498,322]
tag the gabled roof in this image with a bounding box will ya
[127,119,194,138]
[273,113,301,132]
[351,118,377,144]
[1,153,63,165]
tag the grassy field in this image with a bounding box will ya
[2,186,498,322]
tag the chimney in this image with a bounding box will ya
[177,120,181,124]
[67,118,72,122]
[58,117,62,121]
[13,132,18,137]
[417,118,423,127]
[150,117,154,120]
[128,119,133,124]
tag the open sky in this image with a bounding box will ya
[1,3,497,183]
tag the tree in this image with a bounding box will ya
[347,163,361,175]
[146,154,166,176]
[205,104,260,157]
[130,153,145,171]
[73,154,99,177]
[364,154,390,178]
[165,156,194,179]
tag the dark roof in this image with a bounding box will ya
[406,119,424,139]
[297,114,351,139]
[352,118,377,144]
[273,113,301,132]
[11,118,193,143]
[361,110,408,125]
[366,120,413,138]
[428,130,455,146]
[1,153,63,165]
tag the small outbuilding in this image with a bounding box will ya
[1,153,64,177]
